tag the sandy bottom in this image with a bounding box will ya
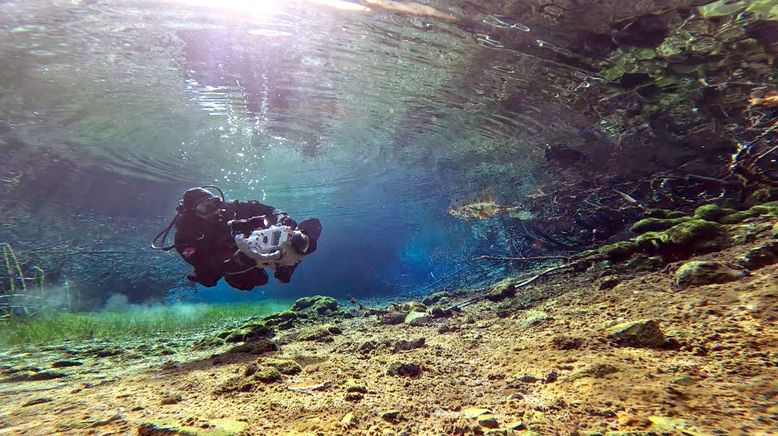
[1,230,777,435]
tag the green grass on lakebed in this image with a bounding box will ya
[0,302,290,347]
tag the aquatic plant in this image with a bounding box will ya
[0,301,287,347]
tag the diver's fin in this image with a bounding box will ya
[298,218,322,240]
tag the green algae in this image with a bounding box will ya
[644,208,686,219]
[694,204,736,222]
[598,241,636,261]
[630,217,690,234]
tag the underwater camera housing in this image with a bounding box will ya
[233,225,308,270]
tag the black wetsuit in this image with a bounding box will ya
[173,199,301,290]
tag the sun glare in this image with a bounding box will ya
[170,0,370,16]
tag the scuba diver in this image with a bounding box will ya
[152,186,322,291]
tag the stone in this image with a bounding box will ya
[550,336,583,350]
[672,375,695,386]
[264,358,302,375]
[674,261,746,289]
[736,241,778,271]
[404,311,430,326]
[648,416,706,435]
[219,324,274,343]
[569,363,619,381]
[50,360,83,368]
[507,374,540,386]
[462,407,492,419]
[159,393,182,405]
[138,418,247,436]
[253,367,282,383]
[341,412,358,428]
[422,291,451,306]
[598,241,637,262]
[393,337,426,352]
[297,325,342,342]
[345,392,364,401]
[477,414,499,428]
[607,320,666,348]
[380,311,407,325]
[386,361,422,377]
[772,222,778,238]
[429,306,454,318]
[399,301,428,312]
[291,295,338,315]
[381,410,401,422]
[345,379,368,393]
[22,397,53,407]
[485,280,516,302]
[597,276,620,290]
[228,339,278,355]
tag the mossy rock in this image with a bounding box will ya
[228,339,278,355]
[772,222,778,238]
[662,219,725,254]
[568,363,619,382]
[264,358,302,375]
[630,217,690,234]
[253,367,282,383]
[138,418,248,436]
[291,295,338,315]
[751,188,778,204]
[421,291,451,306]
[485,279,516,302]
[398,300,428,313]
[598,241,636,262]
[693,204,735,222]
[674,261,745,289]
[606,319,666,348]
[719,202,778,224]
[219,324,274,343]
[297,325,342,342]
[644,208,686,219]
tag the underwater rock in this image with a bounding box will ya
[22,397,53,407]
[291,295,338,315]
[421,291,451,306]
[550,336,584,350]
[674,261,746,289]
[477,413,499,429]
[380,311,407,325]
[219,324,274,343]
[462,407,492,420]
[736,241,778,270]
[635,219,725,257]
[568,363,619,381]
[398,301,428,313]
[772,222,778,238]
[606,320,666,348]
[297,325,342,342]
[598,241,637,262]
[519,310,550,328]
[630,217,690,234]
[159,393,182,405]
[386,361,422,377]
[507,373,540,386]
[344,392,363,401]
[138,418,247,436]
[719,202,778,224]
[404,311,430,326]
[393,337,426,353]
[228,339,278,355]
[751,188,778,204]
[264,358,302,375]
[645,208,686,219]
[341,412,358,429]
[380,410,402,422]
[50,360,83,368]
[485,280,516,302]
[698,0,748,18]
[694,204,736,222]
[260,311,299,330]
[253,367,282,383]
[596,275,621,290]
[429,306,454,318]
[345,379,368,394]
[3,370,68,382]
